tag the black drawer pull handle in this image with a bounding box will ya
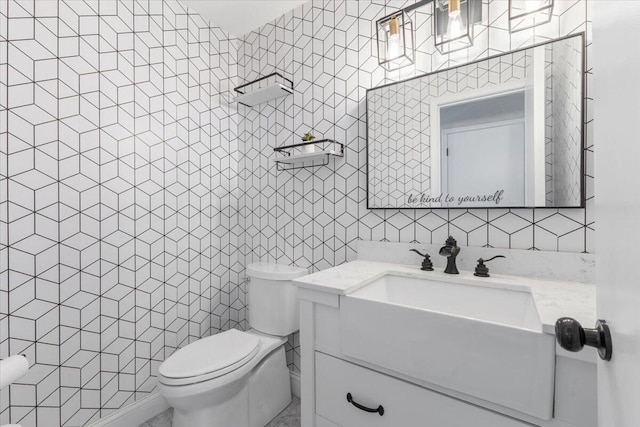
[346,393,384,416]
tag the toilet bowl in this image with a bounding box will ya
[157,263,308,427]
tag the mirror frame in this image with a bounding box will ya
[366,33,586,210]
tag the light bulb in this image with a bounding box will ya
[447,10,464,40]
[387,16,401,60]
[388,33,400,59]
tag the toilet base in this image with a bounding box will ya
[167,345,291,427]
[248,345,292,427]
[172,385,249,427]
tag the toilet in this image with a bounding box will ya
[157,263,308,427]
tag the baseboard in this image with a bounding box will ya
[87,373,297,426]
[290,371,301,398]
[86,391,170,427]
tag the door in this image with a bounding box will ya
[593,2,640,426]
[442,120,526,207]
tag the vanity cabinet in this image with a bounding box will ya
[297,285,597,427]
[315,352,530,427]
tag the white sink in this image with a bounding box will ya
[351,274,543,330]
[339,273,556,420]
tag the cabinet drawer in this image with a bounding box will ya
[315,352,532,427]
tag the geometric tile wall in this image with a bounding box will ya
[237,0,593,373]
[0,1,239,425]
[550,37,583,206]
[368,75,434,208]
[1,0,594,424]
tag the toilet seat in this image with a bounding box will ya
[159,329,261,386]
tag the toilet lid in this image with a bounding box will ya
[246,263,308,280]
[159,329,260,380]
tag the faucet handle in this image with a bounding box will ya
[474,255,505,277]
[409,249,434,271]
[445,235,457,246]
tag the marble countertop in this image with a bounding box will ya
[293,260,596,337]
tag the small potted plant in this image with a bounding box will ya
[301,131,316,154]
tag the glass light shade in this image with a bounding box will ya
[509,0,554,33]
[447,10,464,39]
[434,0,473,54]
[376,10,415,71]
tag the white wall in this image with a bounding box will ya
[0,1,240,425]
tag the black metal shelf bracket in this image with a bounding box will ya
[234,72,294,94]
[273,139,344,172]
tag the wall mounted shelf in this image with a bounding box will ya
[233,72,293,107]
[273,139,344,171]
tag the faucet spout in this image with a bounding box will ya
[439,236,460,274]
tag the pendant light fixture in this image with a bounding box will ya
[435,0,474,54]
[376,9,415,71]
[375,0,482,69]
[508,0,554,33]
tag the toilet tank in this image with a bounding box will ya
[246,263,308,336]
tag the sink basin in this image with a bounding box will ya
[339,273,556,420]
[350,274,543,330]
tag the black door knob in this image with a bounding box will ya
[555,317,612,361]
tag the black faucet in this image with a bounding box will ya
[439,236,460,274]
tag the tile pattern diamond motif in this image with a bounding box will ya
[237,0,593,373]
[1,0,594,424]
[550,37,583,206]
[0,1,239,425]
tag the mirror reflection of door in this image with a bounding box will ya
[442,120,525,207]
[439,91,527,208]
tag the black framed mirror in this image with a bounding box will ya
[366,33,585,209]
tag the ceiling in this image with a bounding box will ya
[183,0,309,38]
